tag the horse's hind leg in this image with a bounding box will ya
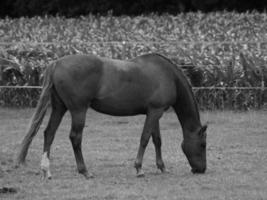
[41,90,67,179]
[134,108,164,177]
[69,109,92,179]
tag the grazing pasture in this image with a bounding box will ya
[0,108,266,199]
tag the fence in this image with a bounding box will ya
[0,40,266,109]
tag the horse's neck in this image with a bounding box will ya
[173,74,201,137]
[152,53,202,136]
[174,99,201,134]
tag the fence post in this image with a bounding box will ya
[258,42,265,108]
[261,72,265,107]
[122,41,126,59]
[0,66,2,85]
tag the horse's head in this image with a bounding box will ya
[181,124,207,174]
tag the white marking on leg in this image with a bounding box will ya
[40,152,52,179]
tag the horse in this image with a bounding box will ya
[15,53,207,179]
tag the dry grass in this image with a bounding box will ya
[0,108,267,200]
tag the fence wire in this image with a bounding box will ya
[0,40,267,46]
[0,85,266,90]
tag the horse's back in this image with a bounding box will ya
[97,55,177,114]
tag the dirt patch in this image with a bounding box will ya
[0,187,18,194]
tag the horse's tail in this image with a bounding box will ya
[15,63,55,166]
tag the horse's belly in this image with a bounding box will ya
[90,97,146,116]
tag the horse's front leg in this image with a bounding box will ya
[134,108,164,177]
[134,123,151,177]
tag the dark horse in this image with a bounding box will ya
[15,53,207,179]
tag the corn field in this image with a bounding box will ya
[0,12,266,109]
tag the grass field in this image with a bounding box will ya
[0,108,267,200]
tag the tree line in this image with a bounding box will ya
[1,0,267,18]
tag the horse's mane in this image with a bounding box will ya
[151,53,183,72]
[152,53,191,85]
[152,53,200,120]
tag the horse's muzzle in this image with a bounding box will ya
[191,167,206,174]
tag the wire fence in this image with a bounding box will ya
[0,85,265,90]
[1,40,267,45]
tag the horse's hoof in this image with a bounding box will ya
[136,169,145,178]
[159,167,166,173]
[13,160,25,169]
[156,162,166,173]
[41,169,52,181]
[83,172,94,179]
[157,168,168,174]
